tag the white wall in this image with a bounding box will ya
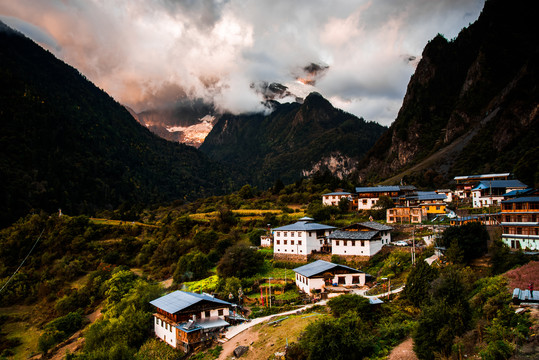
[331,238,385,257]
[154,316,177,348]
[358,197,378,210]
[273,231,309,255]
[199,307,229,319]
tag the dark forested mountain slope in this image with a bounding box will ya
[357,0,539,188]
[0,22,238,227]
[200,93,387,188]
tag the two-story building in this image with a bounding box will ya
[386,206,427,224]
[355,185,416,210]
[322,191,353,207]
[500,189,539,251]
[293,260,366,294]
[471,180,528,208]
[454,173,512,200]
[328,222,393,258]
[272,217,336,261]
[150,291,233,351]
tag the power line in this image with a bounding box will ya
[0,229,45,294]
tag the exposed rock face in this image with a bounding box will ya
[357,0,539,188]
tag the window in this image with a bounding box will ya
[291,240,294,245]
[361,240,365,246]
[218,309,224,316]
[338,277,346,285]
[284,232,288,236]
[277,232,280,237]
[160,319,163,326]
[205,310,210,318]
[291,232,295,237]
[352,276,360,284]
[351,241,355,246]
[517,227,522,234]
[309,231,313,236]
[363,199,367,204]
[336,240,340,246]
[284,240,287,245]
[156,317,159,325]
[276,240,280,245]
[165,322,168,330]
[298,240,302,245]
[344,241,347,246]
[297,232,302,236]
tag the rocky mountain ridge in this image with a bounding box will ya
[357,0,538,188]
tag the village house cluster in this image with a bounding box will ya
[149,172,538,351]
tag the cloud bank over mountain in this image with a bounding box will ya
[0,0,482,125]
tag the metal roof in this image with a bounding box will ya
[504,189,533,197]
[405,192,447,201]
[502,196,539,204]
[272,219,335,232]
[293,260,363,278]
[472,180,527,190]
[357,221,393,231]
[150,291,231,314]
[328,230,378,240]
[322,192,351,196]
[355,186,400,193]
[454,173,511,180]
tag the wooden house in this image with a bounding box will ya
[150,291,235,351]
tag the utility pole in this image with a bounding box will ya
[269,277,272,308]
[412,225,416,265]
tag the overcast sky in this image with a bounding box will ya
[0,0,483,126]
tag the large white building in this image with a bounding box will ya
[272,217,335,261]
[293,260,366,294]
[328,222,393,257]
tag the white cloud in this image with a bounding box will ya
[0,0,484,124]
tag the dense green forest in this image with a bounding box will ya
[0,21,241,228]
[200,92,386,188]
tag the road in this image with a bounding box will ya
[223,285,405,340]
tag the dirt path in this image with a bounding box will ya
[43,306,103,360]
[218,326,260,360]
[388,337,418,360]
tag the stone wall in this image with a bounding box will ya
[273,253,308,262]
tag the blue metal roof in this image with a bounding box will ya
[273,219,335,232]
[472,180,527,190]
[502,196,539,204]
[504,189,532,197]
[150,291,231,314]
[355,186,400,193]
[323,192,351,196]
[406,192,447,201]
[293,260,363,278]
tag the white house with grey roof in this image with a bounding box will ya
[322,191,352,206]
[150,291,234,351]
[272,217,336,261]
[328,222,393,257]
[293,260,366,293]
